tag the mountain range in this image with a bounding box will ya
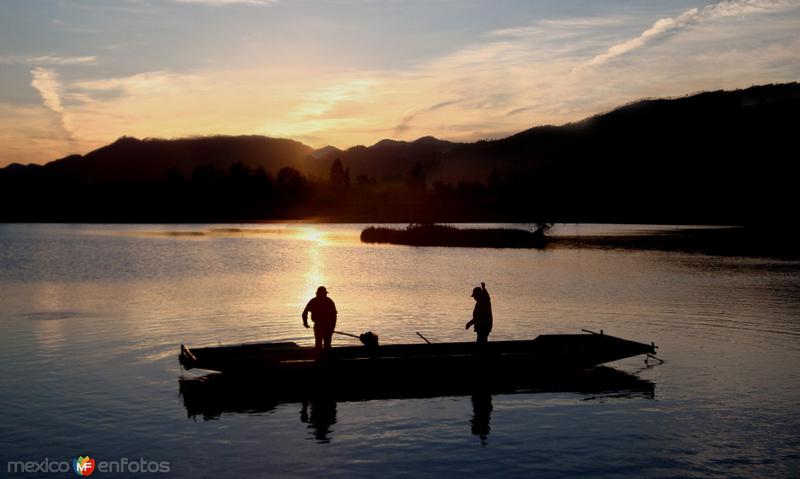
[2,82,798,223]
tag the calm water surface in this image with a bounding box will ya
[1,223,799,478]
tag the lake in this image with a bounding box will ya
[1,223,799,478]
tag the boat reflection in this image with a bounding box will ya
[179,367,654,443]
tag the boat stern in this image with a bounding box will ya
[179,344,198,370]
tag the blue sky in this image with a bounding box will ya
[1,0,799,165]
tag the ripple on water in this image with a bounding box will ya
[21,311,89,321]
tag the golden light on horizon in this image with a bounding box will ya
[296,227,327,244]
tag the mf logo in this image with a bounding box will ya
[73,456,95,476]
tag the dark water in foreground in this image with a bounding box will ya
[1,223,799,478]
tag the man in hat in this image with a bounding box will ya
[465,282,493,344]
[302,286,338,350]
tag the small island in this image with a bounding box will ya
[360,223,552,248]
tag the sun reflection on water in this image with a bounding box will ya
[300,238,327,308]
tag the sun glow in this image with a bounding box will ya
[297,227,327,244]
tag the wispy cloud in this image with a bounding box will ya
[30,68,65,113]
[488,15,629,39]
[0,55,97,66]
[173,0,277,5]
[74,70,198,93]
[4,1,800,165]
[30,68,78,150]
[393,99,462,136]
[588,0,800,66]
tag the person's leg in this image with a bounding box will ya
[323,329,334,350]
[476,331,488,344]
[314,324,322,350]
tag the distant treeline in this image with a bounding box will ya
[0,157,566,222]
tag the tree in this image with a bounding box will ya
[228,161,252,182]
[253,166,275,192]
[329,158,350,188]
[488,168,501,191]
[533,222,554,237]
[276,167,310,201]
[165,167,186,188]
[356,174,373,188]
[407,162,426,193]
[191,164,224,189]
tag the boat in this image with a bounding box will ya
[178,331,658,389]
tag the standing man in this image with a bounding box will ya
[302,286,338,350]
[465,282,493,344]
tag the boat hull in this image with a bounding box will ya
[179,333,657,382]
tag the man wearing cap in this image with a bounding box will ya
[465,282,493,344]
[302,286,338,350]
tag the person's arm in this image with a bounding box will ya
[466,303,477,329]
[302,299,312,328]
[481,281,489,298]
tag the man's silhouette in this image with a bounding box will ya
[302,286,338,350]
[465,282,493,343]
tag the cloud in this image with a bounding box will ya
[5,1,800,165]
[173,0,277,5]
[0,55,97,66]
[393,99,462,136]
[488,16,629,39]
[30,68,77,149]
[506,106,536,117]
[588,0,800,66]
[74,70,198,94]
[30,68,65,113]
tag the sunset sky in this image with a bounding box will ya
[1,0,799,166]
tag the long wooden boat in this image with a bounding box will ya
[179,331,657,387]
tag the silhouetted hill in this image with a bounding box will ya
[43,135,314,183]
[311,83,799,204]
[312,136,459,181]
[311,145,343,160]
[432,82,798,177]
[425,83,799,223]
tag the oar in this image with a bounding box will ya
[334,330,380,347]
[416,331,432,344]
[333,330,360,339]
